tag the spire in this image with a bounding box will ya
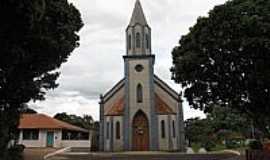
[126,0,151,56]
[129,0,148,26]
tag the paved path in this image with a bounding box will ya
[49,152,240,160]
[23,148,57,160]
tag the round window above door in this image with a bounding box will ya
[135,64,144,72]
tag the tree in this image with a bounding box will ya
[171,0,270,137]
[185,117,212,146]
[206,106,251,148]
[54,113,95,130]
[0,0,83,159]
[19,104,37,114]
[185,106,251,151]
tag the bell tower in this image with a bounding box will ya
[123,0,158,151]
[126,0,152,56]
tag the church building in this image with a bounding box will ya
[99,0,185,151]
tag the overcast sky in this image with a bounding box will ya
[30,0,227,121]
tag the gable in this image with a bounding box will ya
[155,94,176,115]
[154,75,180,113]
[103,79,125,114]
[154,75,179,101]
[104,94,175,116]
[103,75,180,116]
[103,78,125,103]
[105,97,124,116]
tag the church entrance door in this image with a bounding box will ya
[132,110,149,151]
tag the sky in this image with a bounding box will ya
[29,0,228,121]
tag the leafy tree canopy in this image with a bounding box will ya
[185,106,251,150]
[0,0,83,159]
[54,112,96,130]
[19,104,37,114]
[171,0,270,137]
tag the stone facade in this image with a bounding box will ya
[99,0,185,152]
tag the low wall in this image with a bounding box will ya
[61,140,91,148]
[20,140,45,148]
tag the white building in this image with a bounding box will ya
[99,0,185,152]
[18,114,92,148]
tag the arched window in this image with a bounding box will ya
[106,122,110,139]
[172,120,176,138]
[137,84,143,103]
[128,35,132,50]
[146,34,149,49]
[161,120,166,138]
[136,32,141,48]
[116,121,120,139]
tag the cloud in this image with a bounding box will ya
[30,94,100,120]
[30,0,227,120]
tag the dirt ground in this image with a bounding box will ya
[49,152,240,160]
[23,148,57,160]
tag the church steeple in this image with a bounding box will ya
[126,0,151,56]
[129,0,148,26]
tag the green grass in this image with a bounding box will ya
[211,144,227,151]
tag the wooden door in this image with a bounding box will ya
[132,111,149,151]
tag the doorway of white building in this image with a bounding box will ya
[47,131,54,147]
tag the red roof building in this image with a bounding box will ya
[18,113,91,148]
[19,114,88,132]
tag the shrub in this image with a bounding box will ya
[226,140,240,149]
[203,141,216,151]
[249,140,263,150]
[7,145,25,160]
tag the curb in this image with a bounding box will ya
[223,149,241,156]
[43,147,71,160]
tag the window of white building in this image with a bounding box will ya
[22,129,39,140]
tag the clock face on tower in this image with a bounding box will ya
[135,64,144,72]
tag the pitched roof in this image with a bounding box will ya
[155,94,176,115]
[105,97,125,116]
[104,94,175,116]
[154,75,180,101]
[103,78,125,103]
[18,114,88,132]
[128,0,148,26]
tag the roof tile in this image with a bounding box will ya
[104,94,175,116]
[18,114,88,132]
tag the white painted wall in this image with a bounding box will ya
[128,59,152,123]
[158,115,169,151]
[104,116,111,151]
[18,129,91,148]
[170,115,178,150]
[53,130,62,148]
[61,140,91,148]
[18,129,47,148]
[113,116,123,151]
[60,131,92,148]
[18,129,62,148]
